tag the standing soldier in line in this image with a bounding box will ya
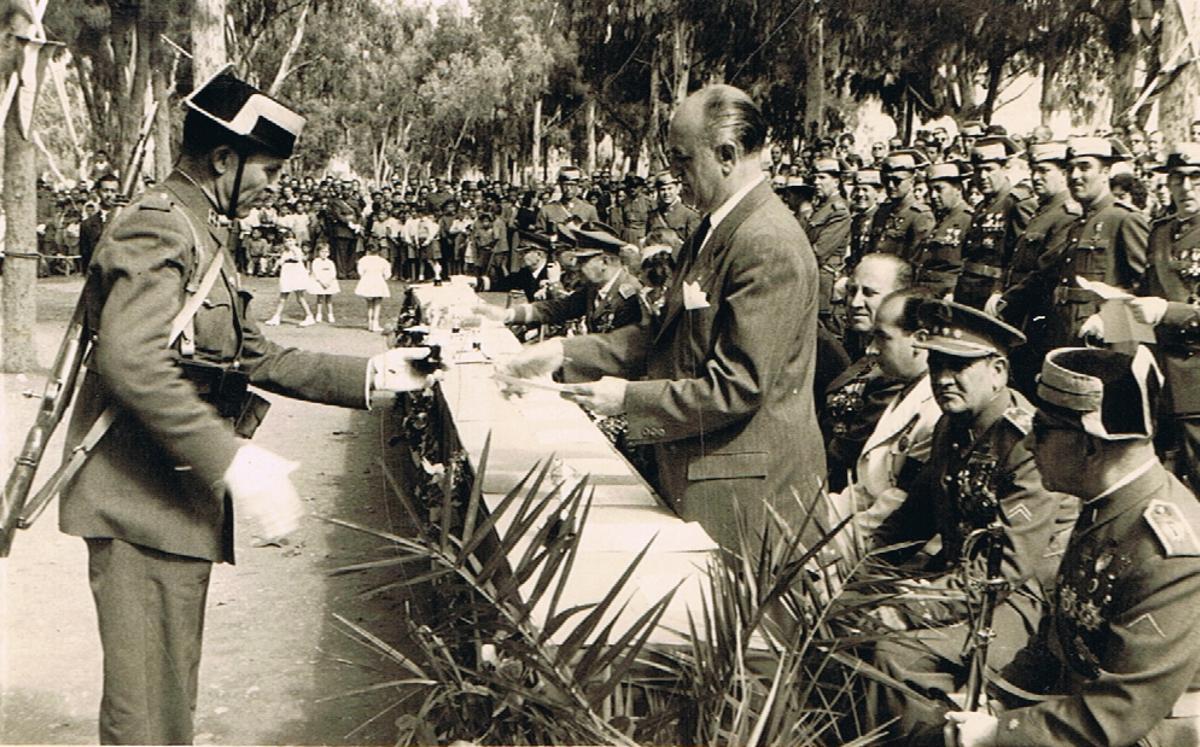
[869,150,936,258]
[536,165,599,235]
[947,347,1200,747]
[845,168,886,273]
[988,141,1082,394]
[619,174,653,244]
[806,158,852,328]
[911,161,971,296]
[646,170,702,243]
[954,136,1038,309]
[1053,137,1150,350]
[1127,143,1200,492]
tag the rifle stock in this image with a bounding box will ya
[0,295,89,557]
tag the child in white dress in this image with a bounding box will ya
[265,232,315,326]
[308,241,340,323]
[354,241,391,332]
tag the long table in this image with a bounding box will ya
[404,280,716,645]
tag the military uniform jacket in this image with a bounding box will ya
[911,202,971,296]
[1042,192,1149,348]
[1141,216,1200,415]
[518,267,642,333]
[559,181,826,549]
[819,357,906,488]
[536,197,599,234]
[954,188,1038,309]
[995,463,1200,747]
[873,391,1077,625]
[647,200,701,243]
[61,172,370,563]
[619,193,653,244]
[999,191,1082,329]
[868,194,935,258]
[846,207,877,272]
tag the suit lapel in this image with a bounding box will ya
[654,180,774,343]
[861,376,932,454]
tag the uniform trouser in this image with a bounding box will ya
[864,599,1036,745]
[86,538,213,745]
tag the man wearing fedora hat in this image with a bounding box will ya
[1125,142,1200,492]
[948,346,1200,747]
[954,136,1037,309]
[913,161,972,295]
[1050,137,1150,348]
[646,169,701,243]
[990,141,1082,393]
[870,149,937,258]
[866,299,1077,744]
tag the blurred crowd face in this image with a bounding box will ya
[1031,162,1068,200]
[929,352,1006,417]
[912,180,930,206]
[870,297,927,382]
[975,161,1007,196]
[1068,156,1110,205]
[1168,169,1200,217]
[813,171,839,202]
[560,180,578,200]
[657,180,680,206]
[96,176,120,209]
[930,180,962,213]
[851,183,879,213]
[846,256,901,333]
[884,170,913,201]
[871,142,887,161]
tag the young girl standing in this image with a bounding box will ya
[354,240,391,332]
[265,231,316,326]
[308,241,340,323]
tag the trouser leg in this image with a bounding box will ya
[87,537,213,745]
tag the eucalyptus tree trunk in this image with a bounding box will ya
[191,0,228,80]
[1157,0,1200,142]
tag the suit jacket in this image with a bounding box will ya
[60,172,370,563]
[996,463,1200,747]
[493,262,551,302]
[560,180,826,548]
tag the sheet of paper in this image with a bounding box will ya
[491,372,567,394]
[1098,299,1157,344]
[1076,275,1133,301]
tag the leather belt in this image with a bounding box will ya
[1052,286,1092,304]
[962,261,1004,279]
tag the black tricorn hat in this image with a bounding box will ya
[184,65,306,158]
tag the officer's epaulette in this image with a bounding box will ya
[1002,405,1033,435]
[1064,201,1083,216]
[1144,499,1200,557]
[136,189,174,212]
[619,283,637,299]
[1114,197,1138,213]
[910,201,932,213]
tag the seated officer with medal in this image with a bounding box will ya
[948,347,1200,747]
[476,222,641,334]
[60,68,434,745]
[1126,143,1200,493]
[865,300,1078,745]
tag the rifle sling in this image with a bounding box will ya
[20,236,227,528]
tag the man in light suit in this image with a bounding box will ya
[499,85,826,550]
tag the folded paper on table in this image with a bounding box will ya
[1077,276,1155,343]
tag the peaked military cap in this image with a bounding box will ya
[185,65,306,158]
[1036,346,1162,440]
[570,221,625,258]
[1027,141,1071,164]
[1153,142,1200,173]
[913,299,1026,357]
[1067,136,1132,162]
[972,135,1022,163]
[514,229,556,253]
[882,149,931,173]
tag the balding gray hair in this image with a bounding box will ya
[696,85,767,157]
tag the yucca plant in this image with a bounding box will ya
[324,431,941,746]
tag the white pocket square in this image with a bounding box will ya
[682,280,710,310]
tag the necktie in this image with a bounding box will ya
[692,214,712,258]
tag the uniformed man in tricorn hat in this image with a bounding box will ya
[954,135,1037,309]
[59,66,434,744]
[866,299,1077,745]
[869,149,936,258]
[947,346,1200,747]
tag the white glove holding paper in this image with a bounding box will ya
[370,347,438,393]
[225,443,304,546]
[1128,296,1168,326]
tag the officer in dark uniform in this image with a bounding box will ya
[619,174,653,244]
[806,157,852,323]
[845,168,886,273]
[947,347,1200,747]
[536,165,599,235]
[954,136,1038,309]
[1051,137,1150,349]
[485,222,641,334]
[60,68,433,745]
[646,169,701,244]
[490,229,558,302]
[870,150,936,258]
[991,141,1082,394]
[866,300,1077,745]
[913,161,972,295]
[1130,142,1200,492]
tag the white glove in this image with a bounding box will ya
[370,346,437,392]
[496,338,565,379]
[983,292,1006,318]
[1080,313,1106,341]
[1128,296,1168,326]
[224,443,304,546]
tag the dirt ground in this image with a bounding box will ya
[1,275,425,745]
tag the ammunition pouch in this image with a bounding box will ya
[177,358,270,439]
